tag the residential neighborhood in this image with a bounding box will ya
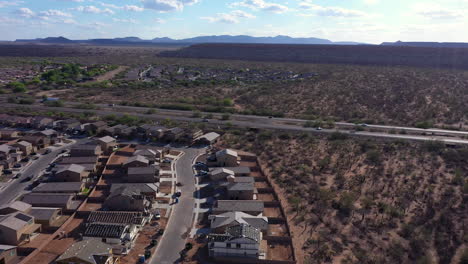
[0,111,295,264]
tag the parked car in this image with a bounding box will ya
[43,149,52,155]
[316,127,323,130]
[13,173,22,179]
[21,157,30,162]
[21,176,32,183]
[3,169,12,175]
[13,163,22,168]
[32,156,39,160]
[162,159,172,163]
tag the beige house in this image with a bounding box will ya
[215,149,239,167]
[96,136,117,154]
[103,186,151,211]
[209,211,268,234]
[209,168,235,181]
[0,212,41,245]
[70,144,102,157]
[126,167,158,183]
[0,245,17,264]
[0,201,32,215]
[54,164,89,182]
[123,155,149,168]
[13,141,33,156]
[208,224,265,259]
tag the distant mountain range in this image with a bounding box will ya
[15,35,365,45]
[13,36,468,48]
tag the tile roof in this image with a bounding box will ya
[87,211,146,225]
[84,223,128,238]
[56,164,86,174]
[124,155,149,166]
[110,183,158,194]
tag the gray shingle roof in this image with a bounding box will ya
[209,211,268,230]
[32,182,83,193]
[110,183,158,194]
[208,223,261,243]
[214,200,264,213]
[87,211,145,225]
[56,239,112,264]
[227,182,255,191]
[56,164,86,174]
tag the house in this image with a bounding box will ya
[57,156,98,173]
[137,125,167,139]
[28,207,61,227]
[83,223,138,255]
[31,116,54,129]
[163,127,185,142]
[96,136,117,154]
[0,212,41,245]
[209,168,235,181]
[126,167,158,183]
[213,200,264,215]
[110,183,158,198]
[20,135,50,149]
[87,211,149,226]
[58,119,81,132]
[221,166,251,177]
[34,129,61,144]
[54,164,89,182]
[226,181,256,200]
[21,193,75,210]
[133,148,161,163]
[56,239,117,264]
[103,186,151,211]
[209,211,268,234]
[89,121,109,134]
[195,132,221,145]
[214,149,239,167]
[0,201,32,215]
[208,224,265,259]
[183,128,203,142]
[13,141,33,156]
[0,130,19,140]
[70,144,102,157]
[32,182,84,194]
[0,245,17,264]
[0,144,18,160]
[123,155,149,168]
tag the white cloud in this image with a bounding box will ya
[154,18,166,23]
[0,0,23,8]
[123,5,145,12]
[39,9,73,18]
[201,10,255,24]
[62,18,78,24]
[72,5,115,15]
[142,0,184,12]
[415,4,463,20]
[112,18,138,24]
[231,0,288,14]
[363,0,379,5]
[299,3,368,17]
[14,7,34,17]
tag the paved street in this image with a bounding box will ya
[4,102,468,146]
[0,139,81,205]
[151,148,203,264]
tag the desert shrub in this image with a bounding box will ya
[460,249,468,264]
[221,113,230,120]
[328,132,348,141]
[423,140,445,153]
[45,100,64,107]
[366,150,381,165]
[415,121,433,129]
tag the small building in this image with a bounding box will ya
[103,186,151,211]
[13,141,33,156]
[0,245,17,264]
[138,125,167,139]
[183,128,203,142]
[0,144,18,160]
[215,149,239,167]
[194,132,221,145]
[70,144,102,157]
[209,211,268,234]
[222,166,251,177]
[0,130,19,140]
[0,201,32,215]
[21,193,75,210]
[226,181,256,200]
[54,164,89,182]
[32,182,84,194]
[126,166,158,183]
[213,200,264,215]
[133,148,161,163]
[31,117,54,129]
[123,155,149,168]
[89,121,109,134]
[208,224,265,259]
[0,212,41,245]
[96,136,117,154]
[56,239,117,264]
[28,207,61,227]
[209,168,235,181]
[83,223,138,255]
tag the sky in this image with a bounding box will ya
[1,0,468,43]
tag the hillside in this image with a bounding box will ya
[160,43,468,70]
[218,130,468,264]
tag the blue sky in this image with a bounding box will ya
[1,0,467,43]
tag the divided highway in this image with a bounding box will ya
[4,102,468,146]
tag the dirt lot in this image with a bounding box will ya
[268,224,289,237]
[267,243,294,261]
[263,207,283,218]
[257,193,276,202]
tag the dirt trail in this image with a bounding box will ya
[93,65,129,82]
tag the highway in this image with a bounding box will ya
[4,102,468,146]
[0,140,80,205]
